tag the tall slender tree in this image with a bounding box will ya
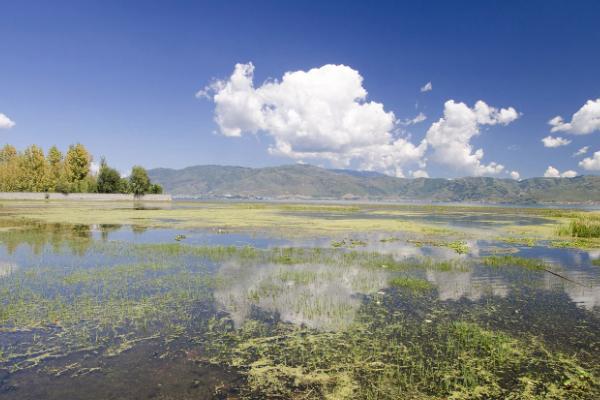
[20,145,51,192]
[65,143,91,192]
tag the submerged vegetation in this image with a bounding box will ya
[200,300,599,399]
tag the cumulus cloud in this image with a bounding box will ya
[420,81,432,93]
[509,170,520,180]
[544,166,577,178]
[573,146,589,157]
[425,100,519,176]
[411,169,429,178]
[200,62,427,177]
[579,151,600,171]
[541,135,571,148]
[0,113,15,129]
[549,99,600,135]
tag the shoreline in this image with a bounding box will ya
[0,192,172,202]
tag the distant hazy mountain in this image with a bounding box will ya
[148,164,600,204]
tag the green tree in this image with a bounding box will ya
[0,144,21,191]
[46,145,64,191]
[119,178,131,194]
[0,144,17,163]
[47,145,63,167]
[20,145,51,192]
[65,143,91,192]
[129,166,151,195]
[97,158,122,193]
[148,183,163,194]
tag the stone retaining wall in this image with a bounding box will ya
[0,192,172,201]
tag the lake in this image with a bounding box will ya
[0,201,599,399]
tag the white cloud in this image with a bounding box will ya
[509,170,520,180]
[200,62,427,177]
[544,166,577,178]
[425,100,519,176]
[401,112,426,125]
[549,99,600,135]
[0,113,15,129]
[420,81,432,93]
[573,146,589,157]
[579,151,600,171]
[541,135,571,148]
[411,169,429,178]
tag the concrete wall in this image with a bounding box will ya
[0,192,172,201]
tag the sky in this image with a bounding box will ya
[1,0,599,179]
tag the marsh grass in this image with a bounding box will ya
[388,276,434,293]
[560,215,600,238]
[481,255,548,270]
[0,239,470,373]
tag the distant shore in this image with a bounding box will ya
[0,192,172,202]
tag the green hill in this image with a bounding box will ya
[148,164,600,204]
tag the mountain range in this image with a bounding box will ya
[148,164,600,204]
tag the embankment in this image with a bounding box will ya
[0,192,172,201]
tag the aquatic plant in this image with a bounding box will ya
[481,255,548,270]
[408,239,469,254]
[199,299,600,400]
[388,276,434,293]
[564,216,600,238]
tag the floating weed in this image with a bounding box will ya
[499,236,537,246]
[379,237,401,243]
[331,238,367,248]
[550,238,600,249]
[408,239,469,254]
[481,255,548,270]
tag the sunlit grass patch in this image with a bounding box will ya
[559,215,600,238]
[388,276,434,293]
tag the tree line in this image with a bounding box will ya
[0,143,163,195]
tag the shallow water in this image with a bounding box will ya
[0,204,599,399]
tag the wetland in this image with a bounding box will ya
[0,200,599,399]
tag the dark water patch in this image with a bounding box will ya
[1,339,242,400]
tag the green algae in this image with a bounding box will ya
[481,255,548,270]
[199,302,600,400]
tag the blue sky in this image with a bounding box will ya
[1,1,599,178]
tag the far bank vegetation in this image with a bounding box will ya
[0,143,163,195]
